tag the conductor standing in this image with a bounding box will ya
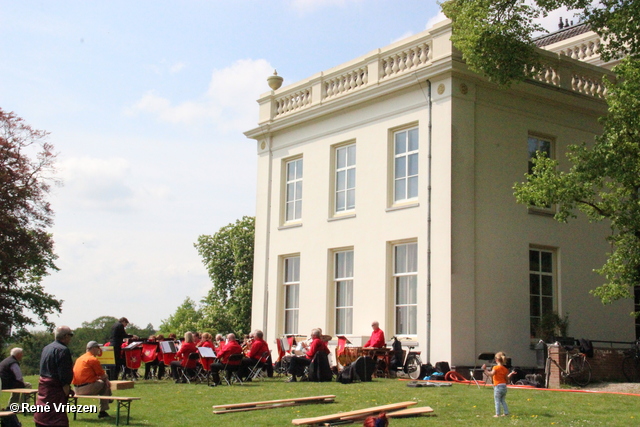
[110,317,137,380]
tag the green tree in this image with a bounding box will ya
[195,216,254,336]
[158,297,202,335]
[442,1,640,308]
[0,109,61,345]
[9,330,52,375]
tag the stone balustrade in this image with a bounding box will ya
[259,22,613,124]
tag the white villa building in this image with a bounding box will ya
[244,19,633,367]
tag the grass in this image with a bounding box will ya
[8,375,640,426]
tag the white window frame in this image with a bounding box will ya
[335,144,356,214]
[393,127,419,203]
[284,158,303,223]
[283,256,300,335]
[529,247,556,338]
[394,242,418,335]
[334,250,354,335]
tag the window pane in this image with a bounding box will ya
[286,202,294,221]
[285,310,298,335]
[408,128,419,151]
[540,140,551,157]
[541,252,552,273]
[395,245,407,274]
[396,277,408,303]
[542,296,553,315]
[337,147,346,169]
[347,145,356,166]
[408,153,419,176]
[345,251,354,277]
[294,200,302,219]
[527,137,538,159]
[395,132,407,155]
[296,181,302,199]
[286,183,295,202]
[347,168,356,188]
[346,189,355,210]
[394,179,406,202]
[529,274,540,295]
[406,243,417,272]
[336,192,345,212]
[337,170,346,191]
[541,275,553,296]
[287,162,296,180]
[295,159,303,179]
[408,176,418,199]
[396,306,408,334]
[529,250,539,271]
[530,295,540,317]
[395,157,406,179]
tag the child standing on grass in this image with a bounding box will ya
[482,351,514,417]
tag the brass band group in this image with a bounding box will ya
[2,317,393,426]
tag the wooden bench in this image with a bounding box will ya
[1,388,38,416]
[73,395,141,426]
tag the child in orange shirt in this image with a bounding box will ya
[482,351,514,417]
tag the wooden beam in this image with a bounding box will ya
[291,401,416,425]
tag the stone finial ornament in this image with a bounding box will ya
[267,70,284,91]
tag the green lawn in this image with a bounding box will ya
[7,375,640,426]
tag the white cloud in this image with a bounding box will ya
[55,156,170,213]
[169,62,186,74]
[426,11,447,31]
[127,58,274,133]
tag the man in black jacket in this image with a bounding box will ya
[110,317,137,379]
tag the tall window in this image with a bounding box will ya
[528,135,552,174]
[334,250,354,335]
[284,256,300,335]
[394,127,419,203]
[529,248,555,338]
[285,158,303,222]
[335,144,356,213]
[394,242,417,335]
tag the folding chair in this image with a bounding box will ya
[247,351,270,381]
[469,352,495,388]
[222,353,244,386]
[179,352,201,384]
[198,347,216,384]
[274,338,289,376]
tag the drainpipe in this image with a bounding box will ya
[426,79,432,364]
[262,134,273,337]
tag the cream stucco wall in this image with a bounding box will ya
[246,21,631,368]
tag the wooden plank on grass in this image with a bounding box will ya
[213,395,336,411]
[291,401,416,425]
[214,402,299,414]
[386,406,434,417]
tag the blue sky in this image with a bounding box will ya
[0,1,575,332]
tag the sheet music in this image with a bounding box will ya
[123,341,141,350]
[198,347,216,358]
[160,341,177,353]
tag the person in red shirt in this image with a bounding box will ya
[240,330,273,379]
[287,329,329,382]
[170,332,197,383]
[198,333,215,349]
[209,333,243,386]
[364,321,386,348]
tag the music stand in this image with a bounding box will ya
[198,346,216,358]
[160,340,177,354]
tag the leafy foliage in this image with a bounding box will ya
[195,216,254,336]
[158,297,203,335]
[0,109,61,345]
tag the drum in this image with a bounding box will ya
[338,346,362,367]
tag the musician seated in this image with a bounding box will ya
[286,329,329,382]
[198,332,215,349]
[364,321,386,348]
[214,333,224,349]
[240,330,272,380]
[143,335,160,380]
[209,333,243,386]
[170,332,197,383]
[154,334,167,379]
